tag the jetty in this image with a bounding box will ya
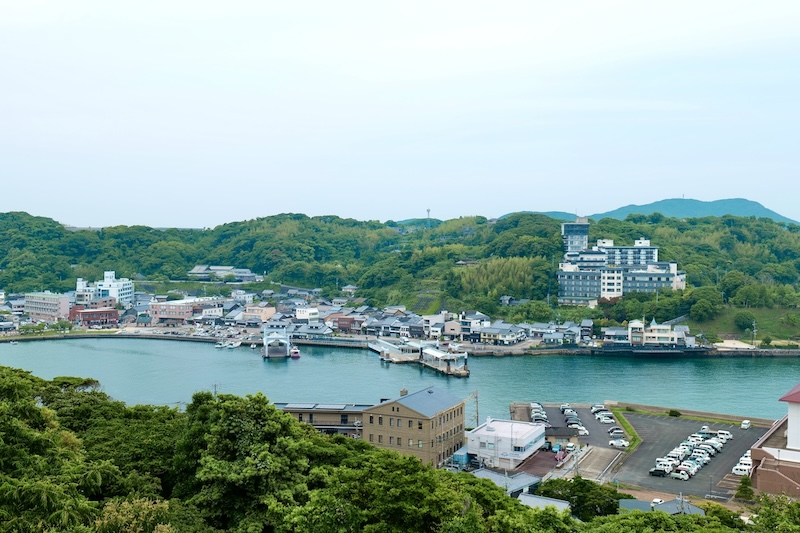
[368,338,470,377]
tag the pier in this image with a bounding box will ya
[368,338,470,377]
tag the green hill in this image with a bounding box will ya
[590,198,798,225]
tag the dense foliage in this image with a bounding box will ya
[2,210,800,317]
[7,365,800,531]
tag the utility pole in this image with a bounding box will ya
[752,320,757,347]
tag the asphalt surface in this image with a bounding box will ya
[519,402,768,499]
[612,413,768,498]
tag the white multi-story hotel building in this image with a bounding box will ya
[76,271,135,306]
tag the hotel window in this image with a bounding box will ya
[389,437,394,445]
[389,418,394,427]
[379,416,383,425]
[378,435,383,444]
[369,434,374,443]
[418,440,423,448]
[408,420,413,429]
[418,421,423,430]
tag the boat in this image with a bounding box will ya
[290,345,301,359]
[262,328,291,359]
[227,340,242,349]
[214,341,226,349]
[250,343,257,349]
[9,340,18,345]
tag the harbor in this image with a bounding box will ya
[1,337,798,419]
[368,337,470,377]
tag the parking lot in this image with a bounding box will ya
[517,402,769,498]
[612,413,768,498]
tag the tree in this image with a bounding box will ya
[735,474,755,500]
[734,311,756,331]
[690,299,716,322]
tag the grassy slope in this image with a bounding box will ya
[685,307,800,344]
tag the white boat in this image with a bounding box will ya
[262,328,291,359]
[9,340,18,346]
[214,341,226,349]
[227,340,242,349]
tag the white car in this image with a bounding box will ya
[599,416,614,424]
[594,411,613,420]
[577,426,589,436]
[609,438,629,447]
[741,420,752,430]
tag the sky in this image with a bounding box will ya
[2,1,799,228]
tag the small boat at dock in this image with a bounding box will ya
[290,345,301,359]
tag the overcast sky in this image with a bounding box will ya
[2,2,799,228]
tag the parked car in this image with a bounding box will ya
[741,420,752,430]
[590,404,606,413]
[565,443,576,453]
[609,439,630,447]
[560,403,572,412]
[732,464,752,476]
[649,467,669,477]
[577,426,589,436]
[717,430,734,441]
[607,426,623,434]
[599,416,614,424]
[555,450,567,462]
[594,411,613,420]
[670,470,690,481]
[563,408,577,417]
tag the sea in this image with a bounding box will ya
[2,338,798,421]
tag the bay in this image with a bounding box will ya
[1,338,798,421]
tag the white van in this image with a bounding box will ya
[732,464,751,476]
[741,420,752,430]
[717,430,733,441]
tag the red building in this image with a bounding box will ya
[75,307,119,328]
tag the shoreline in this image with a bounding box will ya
[3,332,800,358]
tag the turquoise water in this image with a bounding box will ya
[2,338,799,420]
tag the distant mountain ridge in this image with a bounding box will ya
[516,198,797,225]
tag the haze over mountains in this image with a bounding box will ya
[515,198,798,226]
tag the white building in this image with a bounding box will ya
[467,418,546,470]
[78,271,134,306]
[296,307,320,322]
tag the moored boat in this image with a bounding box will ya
[290,345,301,359]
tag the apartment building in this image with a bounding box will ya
[24,291,70,322]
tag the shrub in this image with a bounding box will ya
[735,474,755,500]
[734,311,756,331]
[667,409,681,417]
[762,336,772,346]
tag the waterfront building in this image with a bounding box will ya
[364,387,466,467]
[273,402,371,438]
[24,291,70,322]
[751,382,800,497]
[75,307,119,328]
[467,418,546,470]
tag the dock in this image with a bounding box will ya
[368,338,470,377]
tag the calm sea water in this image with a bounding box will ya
[2,338,798,421]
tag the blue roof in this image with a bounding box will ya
[381,387,464,417]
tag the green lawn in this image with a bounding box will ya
[686,306,800,345]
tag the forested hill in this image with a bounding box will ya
[511,198,798,225]
[2,210,800,316]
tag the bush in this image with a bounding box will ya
[667,409,681,417]
[734,311,756,331]
[735,474,755,500]
[762,336,772,346]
